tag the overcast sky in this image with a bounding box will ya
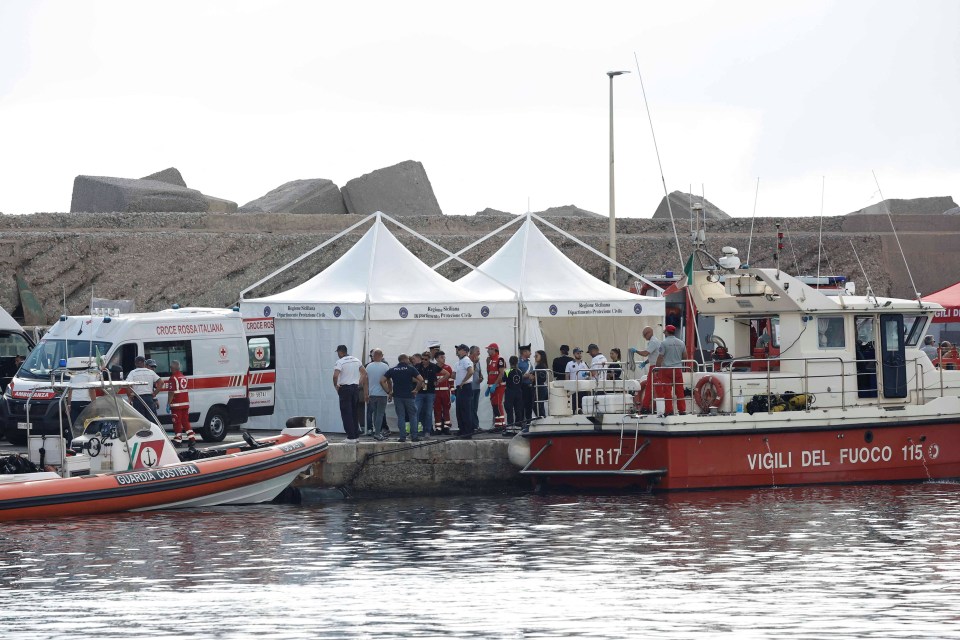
[1,0,957,218]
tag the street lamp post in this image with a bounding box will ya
[607,70,630,286]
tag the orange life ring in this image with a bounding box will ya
[694,375,724,412]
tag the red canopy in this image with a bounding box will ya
[923,282,960,323]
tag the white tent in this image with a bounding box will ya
[239,216,517,432]
[457,217,664,367]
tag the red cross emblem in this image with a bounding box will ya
[254,347,265,360]
[219,346,228,358]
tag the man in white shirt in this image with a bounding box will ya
[334,345,367,442]
[453,344,476,437]
[632,326,662,413]
[565,348,589,379]
[587,343,607,381]
[564,347,589,413]
[126,355,161,421]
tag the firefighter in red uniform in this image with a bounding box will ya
[433,351,454,435]
[485,343,506,431]
[166,359,195,446]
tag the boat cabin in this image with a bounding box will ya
[687,263,946,412]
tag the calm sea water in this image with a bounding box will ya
[2,483,960,639]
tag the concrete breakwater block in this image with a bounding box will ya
[654,191,730,220]
[71,175,209,213]
[847,196,959,216]
[313,438,524,495]
[342,160,442,217]
[141,167,187,187]
[70,169,237,213]
[239,178,347,215]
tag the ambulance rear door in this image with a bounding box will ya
[244,317,276,416]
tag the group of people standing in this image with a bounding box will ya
[332,334,675,441]
[333,342,479,443]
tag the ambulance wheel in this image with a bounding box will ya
[201,408,229,442]
[4,429,26,447]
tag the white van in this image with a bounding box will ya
[0,306,36,395]
[1,307,275,445]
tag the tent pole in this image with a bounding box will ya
[431,215,524,269]
[531,214,664,294]
[364,216,382,369]
[239,212,378,300]
[380,212,481,271]
[379,212,519,295]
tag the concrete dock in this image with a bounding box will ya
[0,430,528,498]
[298,433,526,496]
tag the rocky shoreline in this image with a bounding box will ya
[1,210,957,323]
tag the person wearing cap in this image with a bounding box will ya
[382,354,425,442]
[552,345,573,381]
[517,344,534,427]
[587,343,607,382]
[565,348,589,413]
[425,340,441,364]
[333,345,366,443]
[126,355,161,421]
[503,355,524,431]
[632,326,662,413]
[485,343,506,431]
[433,350,454,434]
[452,344,475,437]
[469,346,484,432]
[654,325,687,415]
[414,350,441,436]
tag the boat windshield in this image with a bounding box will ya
[19,339,112,380]
[72,394,155,440]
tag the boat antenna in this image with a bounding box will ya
[849,239,878,307]
[633,52,683,268]
[775,220,783,279]
[746,177,760,266]
[816,176,825,287]
[823,244,847,309]
[872,170,922,307]
[783,219,801,275]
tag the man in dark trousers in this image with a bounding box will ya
[452,344,475,437]
[333,345,367,443]
[517,344,534,428]
[381,354,424,442]
[552,344,573,382]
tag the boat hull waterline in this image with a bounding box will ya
[0,432,328,521]
[519,420,960,491]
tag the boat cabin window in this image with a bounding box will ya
[144,340,194,376]
[750,317,780,350]
[818,316,846,349]
[902,315,926,347]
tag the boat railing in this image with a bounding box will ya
[538,353,955,421]
[668,354,948,414]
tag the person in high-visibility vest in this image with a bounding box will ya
[433,351,454,435]
[485,343,506,430]
[166,359,195,446]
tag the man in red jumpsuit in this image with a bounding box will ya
[485,343,506,431]
[166,359,195,446]
[433,351,454,435]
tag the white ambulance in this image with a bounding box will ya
[1,307,275,445]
